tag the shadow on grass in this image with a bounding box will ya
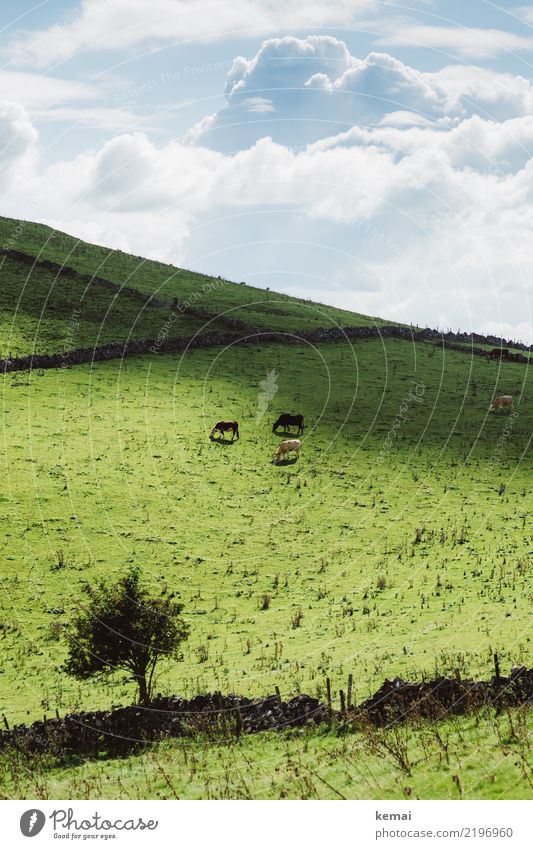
[272,429,304,438]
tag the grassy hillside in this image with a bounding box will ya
[1,340,530,728]
[0,217,390,343]
[1,709,530,800]
[0,253,210,357]
[0,217,530,800]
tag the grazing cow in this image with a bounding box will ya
[272,413,305,434]
[489,396,513,412]
[273,439,301,463]
[210,420,239,440]
[489,348,509,360]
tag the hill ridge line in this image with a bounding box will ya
[1,324,530,374]
[0,248,169,309]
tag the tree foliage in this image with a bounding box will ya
[64,566,189,703]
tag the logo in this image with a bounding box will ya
[20,810,46,837]
[256,368,279,422]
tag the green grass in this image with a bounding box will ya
[0,216,390,337]
[0,217,531,799]
[1,339,530,728]
[0,709,531,799]
[0,254,209,357]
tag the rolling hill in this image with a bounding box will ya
[0,216,390,360]
[0,216,531,800]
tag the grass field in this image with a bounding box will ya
[0,709,531,800]
[0,254,211,357]
[0,218,531,799]
[1,340,531,725]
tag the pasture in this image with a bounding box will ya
[0,214,530,799]
[0,253,207,357]
[0,216,390,335]
[1,709,531,799]
[1,338,531,729]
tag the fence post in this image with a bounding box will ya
[339,689,346,715]
[347,673,353,709]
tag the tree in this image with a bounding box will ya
[64,566,189,704]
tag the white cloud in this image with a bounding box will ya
[0,101,38,189]
[6,0,378,68]
[190,36,533,151]
[0,71,97,109]
[2,34,532,339]
[5,112,530,339]
[312,111,533,176]
[433,65,533,122]
[240,97,276,113]
[375,24,533,60]
[0,70,146,133]
[480,320,531,344]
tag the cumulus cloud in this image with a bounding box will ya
[190,37,449,150]
[2,34,532,340]
[433,65,533,123]
[0,101,38,189]
[4,112,529,338]
[190,36,533,151]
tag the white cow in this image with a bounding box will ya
[273,439,301,463]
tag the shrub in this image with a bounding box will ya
[63,565,189,704]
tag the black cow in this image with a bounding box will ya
[272,413,304,435]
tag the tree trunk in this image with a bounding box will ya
[137,672,148,704]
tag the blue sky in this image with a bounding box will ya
[0,1,532,340]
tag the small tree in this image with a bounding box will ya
[64,566,189,704]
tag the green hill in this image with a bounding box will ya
[0,216,531,800]
[0,216,389,358]
[0,250,209,357]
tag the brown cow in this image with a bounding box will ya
[489,348,509,360]
[210,420,239,440]
[489,396,513,412]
